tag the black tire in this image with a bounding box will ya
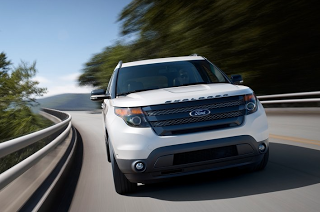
[106,137,111,163]
[110,144,137,194]
[252,148,269,171]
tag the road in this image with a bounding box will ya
[67,110,320,212]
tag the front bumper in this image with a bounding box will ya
[116,135,269,183]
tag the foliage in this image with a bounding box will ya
[79,43,135,89]
[0,52,49,142]
[79,0,320,95]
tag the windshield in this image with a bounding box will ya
[116,60,229,96]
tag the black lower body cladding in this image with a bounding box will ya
[116,135,269,184]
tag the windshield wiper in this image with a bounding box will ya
[180,82,209,86]
[117,88,157,96]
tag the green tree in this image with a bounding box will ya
[80,0,320,95]
[118,0,320,94]
[0,52,49,142]
[79,43,135,89]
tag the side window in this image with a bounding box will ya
[199,63,218,82]
[200,62,227,83]
[210,64,227,82]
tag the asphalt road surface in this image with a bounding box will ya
[67,110,320,212]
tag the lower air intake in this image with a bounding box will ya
[173,145,238,165]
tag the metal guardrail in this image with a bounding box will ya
[0,108,72,190]
[257,91,320,104]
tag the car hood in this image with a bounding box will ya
[111,83,253,107]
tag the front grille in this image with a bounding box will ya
[151,110,245,127]
[142,95,246,135]
[173,145,238,165]
[146,99,244,116]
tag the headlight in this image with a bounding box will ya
[244,93,258,114]
[114,107,150,127]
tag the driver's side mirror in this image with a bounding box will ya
[231,75,243,85]
[90,89,111,101]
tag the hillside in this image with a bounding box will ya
[33,93,99,112]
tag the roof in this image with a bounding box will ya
[121,56,205,68]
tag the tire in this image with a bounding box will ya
[252,148,269,171]
[106,137,111,163]
[110,143,137,194]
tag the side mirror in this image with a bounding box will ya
[231,74,243,85]
[90,89,111,101]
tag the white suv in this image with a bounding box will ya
[91,55,269,194]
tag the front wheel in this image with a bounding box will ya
[106,137,111,163]
[110,144,137,194]
[252,148,269,171]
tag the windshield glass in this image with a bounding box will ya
[116,60,229,96]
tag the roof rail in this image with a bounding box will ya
[190,53,198,56]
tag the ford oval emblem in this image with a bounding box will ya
[189,109,211,117]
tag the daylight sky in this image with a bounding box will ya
[1,0,132,97]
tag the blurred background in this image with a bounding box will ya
[79,0,320,95]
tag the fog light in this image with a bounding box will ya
[259,144,266,152]
[135,162,145,171]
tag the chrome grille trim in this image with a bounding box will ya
[150,110,245,127]
[145,99,244,116]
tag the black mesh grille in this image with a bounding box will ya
[146,99,244,116]
[143,96,246,135]
[173,146,238,165]
[151,110,245,127]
